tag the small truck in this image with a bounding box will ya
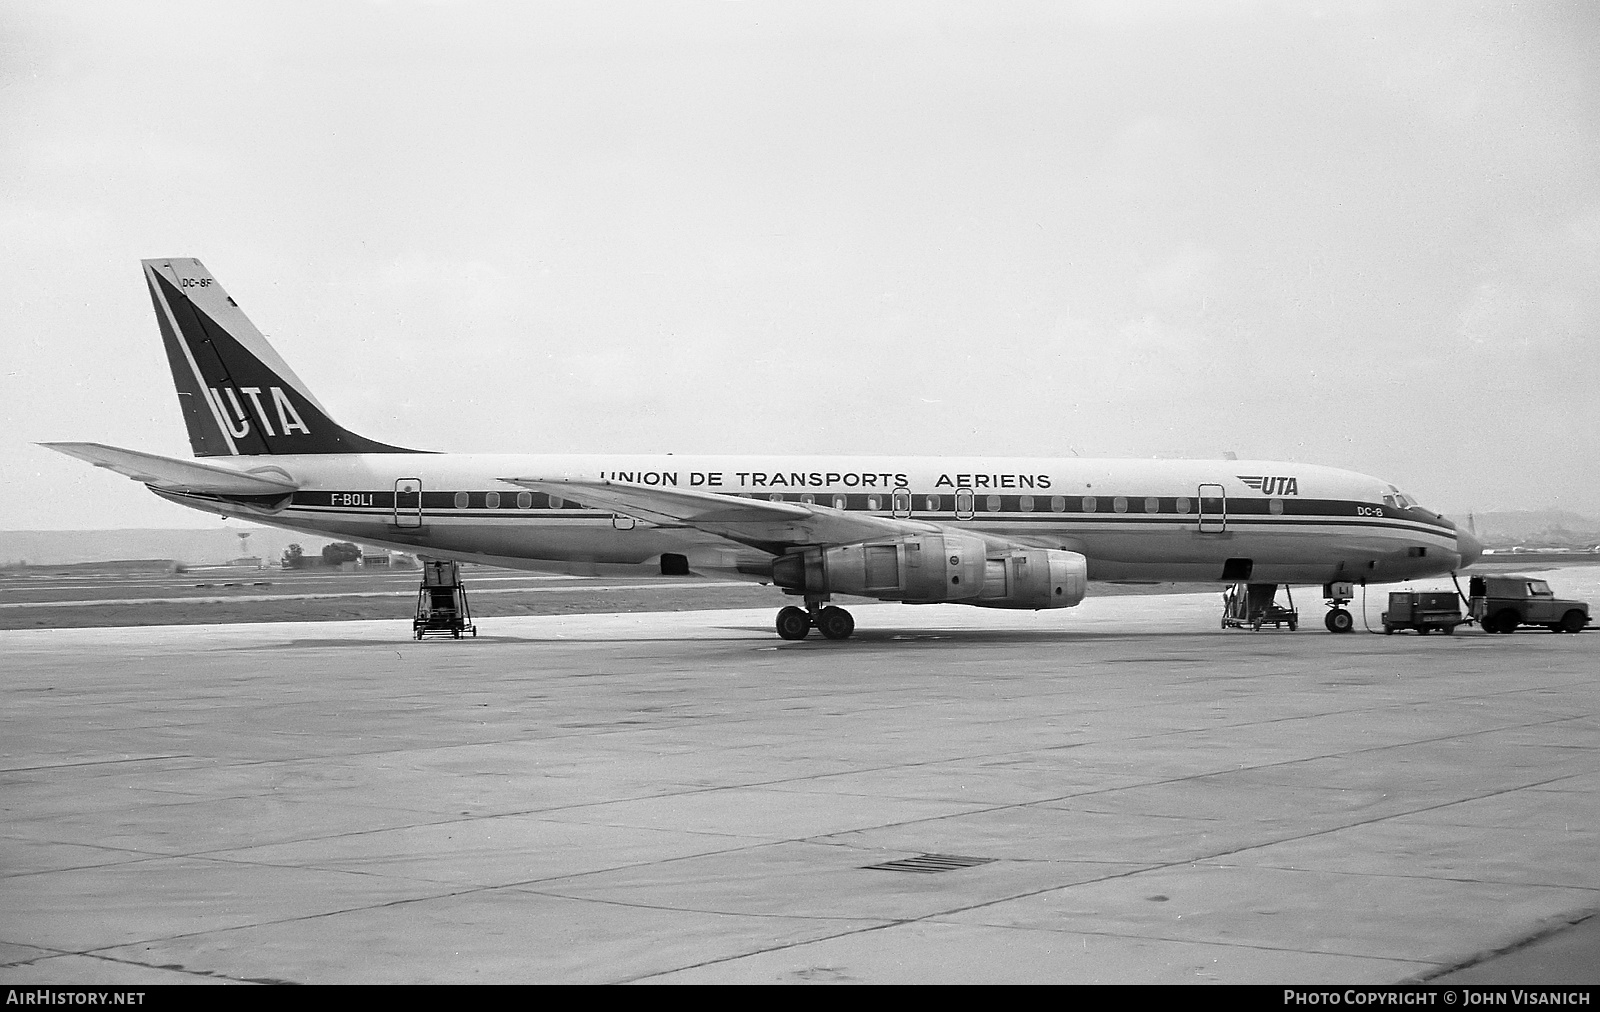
[1469,574,1590,634]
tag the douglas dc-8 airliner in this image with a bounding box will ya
[44,258,1482,640]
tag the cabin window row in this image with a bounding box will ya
[734,492,1241,514]
[408,492,1287,515]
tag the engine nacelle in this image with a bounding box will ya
[969,548,1088,610]
[771,532,990,603]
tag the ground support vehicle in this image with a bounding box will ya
[414,559,476,639]
[1468,574,1590,634]
[1221,582,1299,631]
[1382,591,1463,635]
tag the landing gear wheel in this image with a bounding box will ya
[816,606,855,641]
[1560,610,1587,634]
[776,606,811,641]
[1325,608,1354,634]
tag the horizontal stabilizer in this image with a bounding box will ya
[40,442,301,495]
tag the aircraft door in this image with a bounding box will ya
[1198,483,1226,533]
[394,478,422,528]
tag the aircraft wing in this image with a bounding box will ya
[41,442,301,495]
[499,475,943,551]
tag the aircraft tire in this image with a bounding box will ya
[1560,610,1587,634]
[776,606,811,641]
[816,606,855,641]
[1324,608,1354,634]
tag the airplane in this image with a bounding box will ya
[43,258,1483,640]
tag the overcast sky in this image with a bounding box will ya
[2,0,1597,531]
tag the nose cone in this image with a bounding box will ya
[1455,530,1483,569]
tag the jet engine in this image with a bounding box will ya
[771,533,989,603]
[771,535,1087,609]
[970,548,1088,610]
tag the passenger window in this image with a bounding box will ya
[769,493,784,502]
[867,496,880,511]
[925,495,941,511]
[1113,496,1128,513]
[985,495,1001,512]
[1144,497,1159,513]
[1019,495,1033,512]
[1083,496,1097,513]
[485,491,500,509]
[454,491,469,509]
[549,495,564,509]
[833,495,847,510]
[517,491,533,509]
[800,493,814,504]
[1175,497,1190,514]
[1269,498,1284,515]
[1050,496,1065,512]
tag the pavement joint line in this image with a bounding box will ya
[0,754,195,773]
[920,918,1444,966]
[7,710,1584,870]
[1406,908,1600,983]
[512,886,900,923]
[617,778,1595,986]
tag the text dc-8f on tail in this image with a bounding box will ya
[44,258,1481,640]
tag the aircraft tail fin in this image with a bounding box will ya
[142,258,420,456]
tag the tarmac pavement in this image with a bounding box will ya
[1,579,1596,984]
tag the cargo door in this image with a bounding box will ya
[394,478,422,528]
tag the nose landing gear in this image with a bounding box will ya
[774,601,856,641]
[1323,581,1356,633]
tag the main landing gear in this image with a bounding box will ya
[775,602,856,641]
[1323,580,1356,633]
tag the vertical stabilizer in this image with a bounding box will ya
[143,258,420,456]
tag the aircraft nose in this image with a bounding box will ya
[1455,530,1483,569]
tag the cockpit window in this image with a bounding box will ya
[1384,486,1419,509]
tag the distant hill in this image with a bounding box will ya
[1460,510,1600,549]
[0,527,338,567]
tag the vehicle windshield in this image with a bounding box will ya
[1527,581,1552,597]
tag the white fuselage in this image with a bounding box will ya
[155,453,1472,587]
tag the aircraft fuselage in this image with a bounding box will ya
[155,451,1472,586]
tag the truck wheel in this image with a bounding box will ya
[1560,610,1587,634]
[1491,609,1519,634]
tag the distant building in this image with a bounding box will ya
[361,548,418,568]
